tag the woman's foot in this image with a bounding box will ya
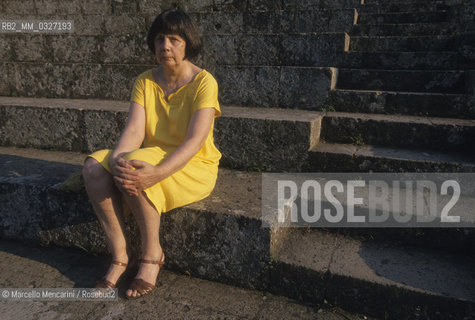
[126,252,165,299]
[94,252,130,288]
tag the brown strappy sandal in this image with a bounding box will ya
[126,253,165,299]
[93,260,128,289]
[93,255,137,289]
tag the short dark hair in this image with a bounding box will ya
[146,9,202,60]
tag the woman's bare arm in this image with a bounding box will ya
[154,107,215,177]
[107,102,146,195]
[110,102,146,165]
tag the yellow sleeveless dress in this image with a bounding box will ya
[87,69,222,215]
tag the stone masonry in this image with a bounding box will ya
[1,0,475,319]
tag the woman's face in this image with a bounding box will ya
[154,33,186,67]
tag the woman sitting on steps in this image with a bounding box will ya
[82,8,221,299]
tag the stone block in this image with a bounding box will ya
[279,67,332,110]
[104,14,147,36]
[280,9,353,33]
[0,105,82,151]
[82,109,126,152]
[202,35,238,66]
[34,0,60,15]
[2,0,36,15]
[247,0,282,10]
[101,35,153,64]
[279,34,312,66]
[111,0,139,14]
[0,36,12,62]
[336,69,466,94]
[44,35,102,63]
[100,64,152,100]
[321,114,475,153]
[5,62,154,100]
[237,35,280,65]
[196,12,243,35]
[216,66,280,107]
[0,183,50,239]
[456,33,475,62]
[0,63,14,96]
[74,14,105,35]
[280,33,346,66]
[138,0,176,13]
[8,34,45,62]
[349,35,454,52]
[243,11,281,34]
[214,106,321,171]
[467,70,475,95]
[327,9,354,32]
[80,0,111,15]
[180,0,214,12]
[55,1,81,14]
[450,3,475,33]
[212,0,247,12]
[327,90,475,119]
[282,0,360,10]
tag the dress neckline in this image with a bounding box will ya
[150,68,205,103]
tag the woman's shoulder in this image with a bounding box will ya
[195,69,218,89]
[135,68,154,82]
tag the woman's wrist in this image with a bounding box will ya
[109,154,122,170]
[153,165,166,182]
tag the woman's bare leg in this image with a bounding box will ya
[121,191,163,298]
[82,158,131,284]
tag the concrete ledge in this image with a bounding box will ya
[0,97,322,171]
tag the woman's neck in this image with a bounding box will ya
[162,61,189,84]
[154,62,202,96]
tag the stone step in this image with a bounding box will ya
[340,51,461,70]
[0,97,322,172]
[336,68,466,94]
[356,2,448,13]
[272,228,475,319]
[1,146,475,319]
[0,63,334,109]
[308,142,475,172]
[0,240,371,320]
[327,89,475,119]
[319,112,475,153]
[350,22,454,36]
[357,11,448,25]
[349,35,455,52]
[363,0,445,4]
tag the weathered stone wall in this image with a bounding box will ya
[0,0,358,110]
[1,0,472,110]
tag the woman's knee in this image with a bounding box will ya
[122,148,162,166]
[82,158,110,184]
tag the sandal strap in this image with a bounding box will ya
[130,278,155,292]
[111,260,128,267]
[94,278,116,289]
[139,258,165,266]
[139,253,165,266]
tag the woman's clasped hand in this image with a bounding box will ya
[110,157,163,196]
